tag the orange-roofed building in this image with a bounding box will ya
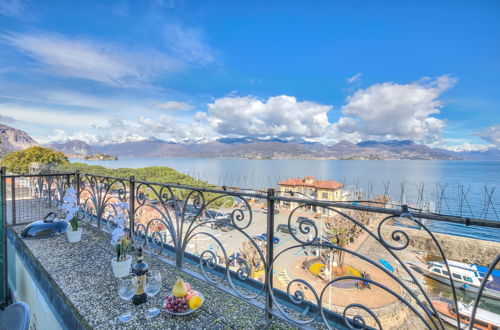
[277,176,344,215]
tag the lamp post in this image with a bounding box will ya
[328,252,333,310]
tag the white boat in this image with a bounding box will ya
[432,300,500,330]
[412,260,500,301]
[426,260,492,287]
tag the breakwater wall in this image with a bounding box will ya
[382,227,500,266]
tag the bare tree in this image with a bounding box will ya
[238,239,266,279]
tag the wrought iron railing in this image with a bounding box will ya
[2,169,500,329]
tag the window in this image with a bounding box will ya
[475,320,488,328]
[443,271,449,276]
[322,192,328,199]
[452,273,462,280]
[464,277,473,283]
[432,268,441,274]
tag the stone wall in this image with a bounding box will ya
[382,226,500,266]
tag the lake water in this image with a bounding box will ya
[74,158,500,242]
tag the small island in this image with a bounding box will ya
[83,153,118,161]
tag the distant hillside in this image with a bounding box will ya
[436,148,500,161]
[0,124,39,155]
[352,140,457,160]
[48,137,461,160]
[46,140,96,158]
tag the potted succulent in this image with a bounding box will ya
[61,187,83,243]
[111,235,132,278]
[111,201,132,278]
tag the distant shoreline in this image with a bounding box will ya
[68,156,500,162]
[68,156,471,161]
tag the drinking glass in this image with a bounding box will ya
[144,270,162,318]
[117,273,138,322]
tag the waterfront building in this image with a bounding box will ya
[277,176,344,215]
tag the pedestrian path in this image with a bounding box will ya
[277,269,292,285]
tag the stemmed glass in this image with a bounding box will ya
[144,270,162,318]
[117,273,138,322]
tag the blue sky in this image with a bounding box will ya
[0,0,499,150]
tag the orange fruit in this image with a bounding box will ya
[185,290,198,301]
[188,295,202,310]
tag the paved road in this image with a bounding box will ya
[184,206,322,279]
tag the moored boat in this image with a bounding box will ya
[432,300,500,330]
[411,260,500,301]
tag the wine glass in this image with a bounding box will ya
[117,273,138,322]
[144,270,162,318]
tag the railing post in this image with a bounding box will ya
[265,188,275,322]
[47,176,52,208]
[129,176,135,244]
[0,167,7,306]
[65,173,71,191]
[75,171,81,206]
[11,177,16,225]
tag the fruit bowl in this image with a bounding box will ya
[163,292,204,316]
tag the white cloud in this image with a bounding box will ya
[0,113,15,124]
[138,114,216,140]
[42,112,216,145]
[164,24,215,66]
[479,125,500,147]
[156,101,192,111]
[0,103,108,128]
[347,73,362,84]
[329,75,457,145]
[441,142,491,152]
[39,129,101,145]
[40,118,149,145]
[0,0,23,16]
[203,95,331,138]
[1,32,181,88]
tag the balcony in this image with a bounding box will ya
[1,171,500,329]
[7,223,299,329]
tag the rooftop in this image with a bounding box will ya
[278,176,343,190]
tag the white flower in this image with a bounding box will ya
[111,227,124,246]
[116,215,125,228]
[61,186,79,220]
[110,200,129,246]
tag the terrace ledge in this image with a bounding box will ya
[7,222,301,329]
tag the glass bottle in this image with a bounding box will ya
[131,247,149,305]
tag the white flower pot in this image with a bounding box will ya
[67,228,83,243]
[111,255,132,278]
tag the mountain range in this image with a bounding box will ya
[1,124,499,160]
[45,137,490,161]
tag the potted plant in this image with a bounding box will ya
[111,235,132,278]
[67,215,82,242]
[111,201,132,278]
[61,187,83,243]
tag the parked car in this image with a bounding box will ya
[258,233,280,244]
[211,218,234,231]
[220,223,235,232]
[204,210,230,221]
[276,224,297,234]
[296,216,314,225]
[311,237,334,247]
